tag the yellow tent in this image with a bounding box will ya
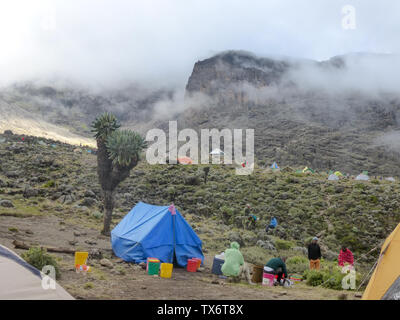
[334,171,343,177]
[302,167,315,174]
[362,222,400,300]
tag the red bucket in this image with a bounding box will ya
[187,259,197,272]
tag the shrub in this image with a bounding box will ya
[286,255,309,274]
[84,282,94,289]
[219,206,234,223]
[42,180,56,188]
[275,239,294,250]
[303,270,324,286]
[302,265,360,290]
[92,211,103,219]
[21,247,60,279]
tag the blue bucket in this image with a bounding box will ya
[211,257,224,275]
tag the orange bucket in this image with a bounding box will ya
[192,258,202,269]
[187,259,197,272]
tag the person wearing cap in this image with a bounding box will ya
[308,237,322,270]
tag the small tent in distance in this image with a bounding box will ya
[177,157,193,165]
[111,202,204,267]
[355,171,369,181]
[328,174,339,181]
[210,148,224,156]
[302,167,315,174]
[385,177,396,182]
[362,222,400,300]
[270,162,280,170]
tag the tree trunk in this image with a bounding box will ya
[101,190,114,236]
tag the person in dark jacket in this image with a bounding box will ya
[264,257,288,285]
[308,237,322,270]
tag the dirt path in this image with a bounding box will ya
[0,215,362,300]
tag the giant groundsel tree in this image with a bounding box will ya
[92,113,146,235]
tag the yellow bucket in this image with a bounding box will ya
[74,251,88,267]
[160,263,173,279]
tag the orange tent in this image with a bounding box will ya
[177,157,193,165]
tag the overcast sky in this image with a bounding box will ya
[0,0,399,89]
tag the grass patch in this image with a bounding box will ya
[0,199,44,217]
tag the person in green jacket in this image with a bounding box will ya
[264,257,288,286]
[221,242,254,284]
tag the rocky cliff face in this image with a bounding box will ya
[182,51,400,175]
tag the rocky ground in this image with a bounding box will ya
[1,131,398,299]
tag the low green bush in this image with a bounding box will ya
[286,255,309,274]
[21,247,60,279]
[42,180,56,188]
[302,265,360,290]
[275,239,294,250]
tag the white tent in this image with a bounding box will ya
[328,174,339,181]
[210,148,224,155]
[0,245,74,300]
[355,174,369,181]
[385,177,396,182]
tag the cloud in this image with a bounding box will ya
[1,0,400,89]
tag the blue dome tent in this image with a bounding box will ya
[111,202,204,267]
[270,162,280,170]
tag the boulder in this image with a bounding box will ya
[88,249,103,260]
[256,240,276,251]
[81,198,98,207]
[0,200,14,208]
[100,258,114,269]
[84,190,96,198]
[292,246,308,256]
[228,232,244,247]
[24,187,39,198]
[5,171,20,178]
